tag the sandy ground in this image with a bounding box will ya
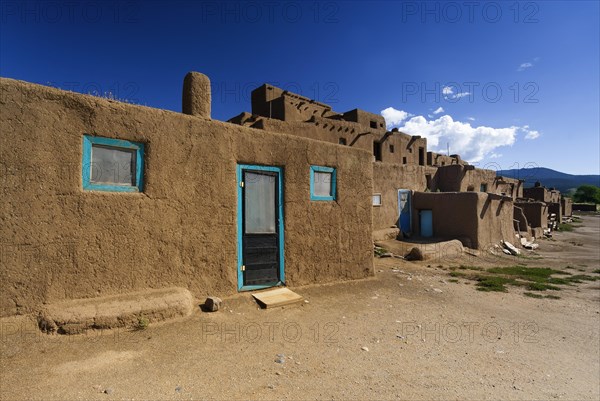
[1,214,599,400]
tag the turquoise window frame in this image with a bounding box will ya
[82,135,145,192]
[310,165,336,201]
[236,164,285,291]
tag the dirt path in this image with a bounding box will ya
[1,214,599,400]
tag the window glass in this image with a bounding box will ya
[313,171,332,197]
[91,145,136,185]
[373,194,382,206]
[245,172,276,234]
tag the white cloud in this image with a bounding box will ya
[490,153,503,159]
[523,127,540,139]
[467,117,475,121]
[380,109,531,163]
[381,107,411,128]
[433,107,444,115]
[517,58,539,71]
[442,86,470,100]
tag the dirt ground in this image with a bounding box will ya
[1,214,599,400]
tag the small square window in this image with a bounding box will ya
[389,145,395,153]
[370,121,377,129]
[480,183,488,192]
[373,194,382,206]
[339,137,347,145]
[82,135,145,192]
[310,166,336,201]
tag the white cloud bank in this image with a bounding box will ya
[380,107,541,163]
[381,107,411,128]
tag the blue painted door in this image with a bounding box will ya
[420,210,433,237]
[397,189,411,233]
[237,165,284,291]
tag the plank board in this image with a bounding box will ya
[252,288,304,309]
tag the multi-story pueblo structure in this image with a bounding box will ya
[0,72,570,325]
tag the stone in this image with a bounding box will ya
[502,241,521,256]
[104,388,114,395]
[204,297,222,312]
[404,247,424,261]
[361,346,369,352]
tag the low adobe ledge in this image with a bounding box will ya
[38,287,195,335]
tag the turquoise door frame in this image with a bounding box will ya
[236,164,285,291]
[420,210,433,237]
[397,189,412,233]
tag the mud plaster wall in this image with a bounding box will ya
[255,117,377,153]
[379,133,427,166]
[561,198,572,216]
[548,202,562,224]
[434,165,498,193]
[515,202,548,229]
[372,163,436,231]
[411,192,514,249]
[0,78,374,317]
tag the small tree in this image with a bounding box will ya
[573,185,600,204]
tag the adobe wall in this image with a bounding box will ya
[252,116,377,153]
[372,163,435,230]
[379,132,427,166]
[513,206,531,236]
[411,192,514,249]
[548,202,562,223]
[561,197,573,216]
[251,84,335,122]
[523,186,560,203]
[495,176,523,200]
[427,151,463,167]
[515,201,548,229]
[0,78,374,317]
[573,203,597,212]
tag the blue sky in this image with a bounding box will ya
[1,0,599,174]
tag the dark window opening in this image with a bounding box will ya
[389,145,395,153]
[402,157,407,164]
[480,183,488,192]
[418,147,425,166]
[339,137,347,145]
[370,121,377,129]
[373,141,382,161]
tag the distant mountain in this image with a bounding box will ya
[497,167,600,194]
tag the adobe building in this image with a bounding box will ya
[522,182,565,225]
[0,73,374,317]
[1,72,562,318]
[230,83,527,250]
